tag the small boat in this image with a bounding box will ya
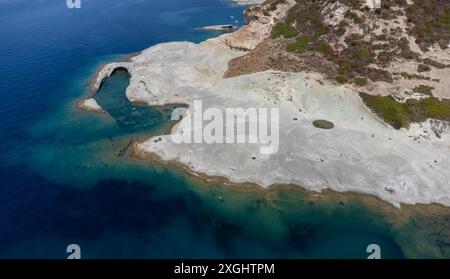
[196,24,238,31]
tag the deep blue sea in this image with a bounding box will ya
[0,0,423,259]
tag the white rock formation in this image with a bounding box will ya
[219,0,296,50]
[88,0,450,207]
[78,98,104,113]
[322,1,349,27]
[90,62,130,93]
[365,0,382,9]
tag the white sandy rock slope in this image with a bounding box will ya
[91,1,450,207]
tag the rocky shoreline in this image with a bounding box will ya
[82,0,450,208]
[77,98,104,113]
[130,137,450,216]
[129,140,450,258]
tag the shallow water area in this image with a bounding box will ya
[0,0,448,259]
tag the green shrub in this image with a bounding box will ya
[413,85,434,95]
[355,47,374,63]
[423,58,448,69]
[360,93,450,129]
[360,93,413,129]
[336,75,349,84]
[287,35,311,52]
[422,98,450,120]
[337,23,347,36]
[315,42,332,55]
[268,0,284,11]
[314,25,330,37]
[285,5,298,24]
[271,23,299,39]
[407,5,450,50]
[345,11,363,24]
[401,50,417,60]
[381,9,393,20]
[417,64,431,72]
[354,77,367,86]
[347,33,363,46]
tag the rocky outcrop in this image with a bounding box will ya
[90,63,130,93]
[365,0,382,9]
[77,98,104,113]
[215,0,296,51]
[225,0,450,100]
[82,0,450,208]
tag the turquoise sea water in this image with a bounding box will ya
[1,0,443,259]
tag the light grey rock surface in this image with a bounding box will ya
[88,0,450,207]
